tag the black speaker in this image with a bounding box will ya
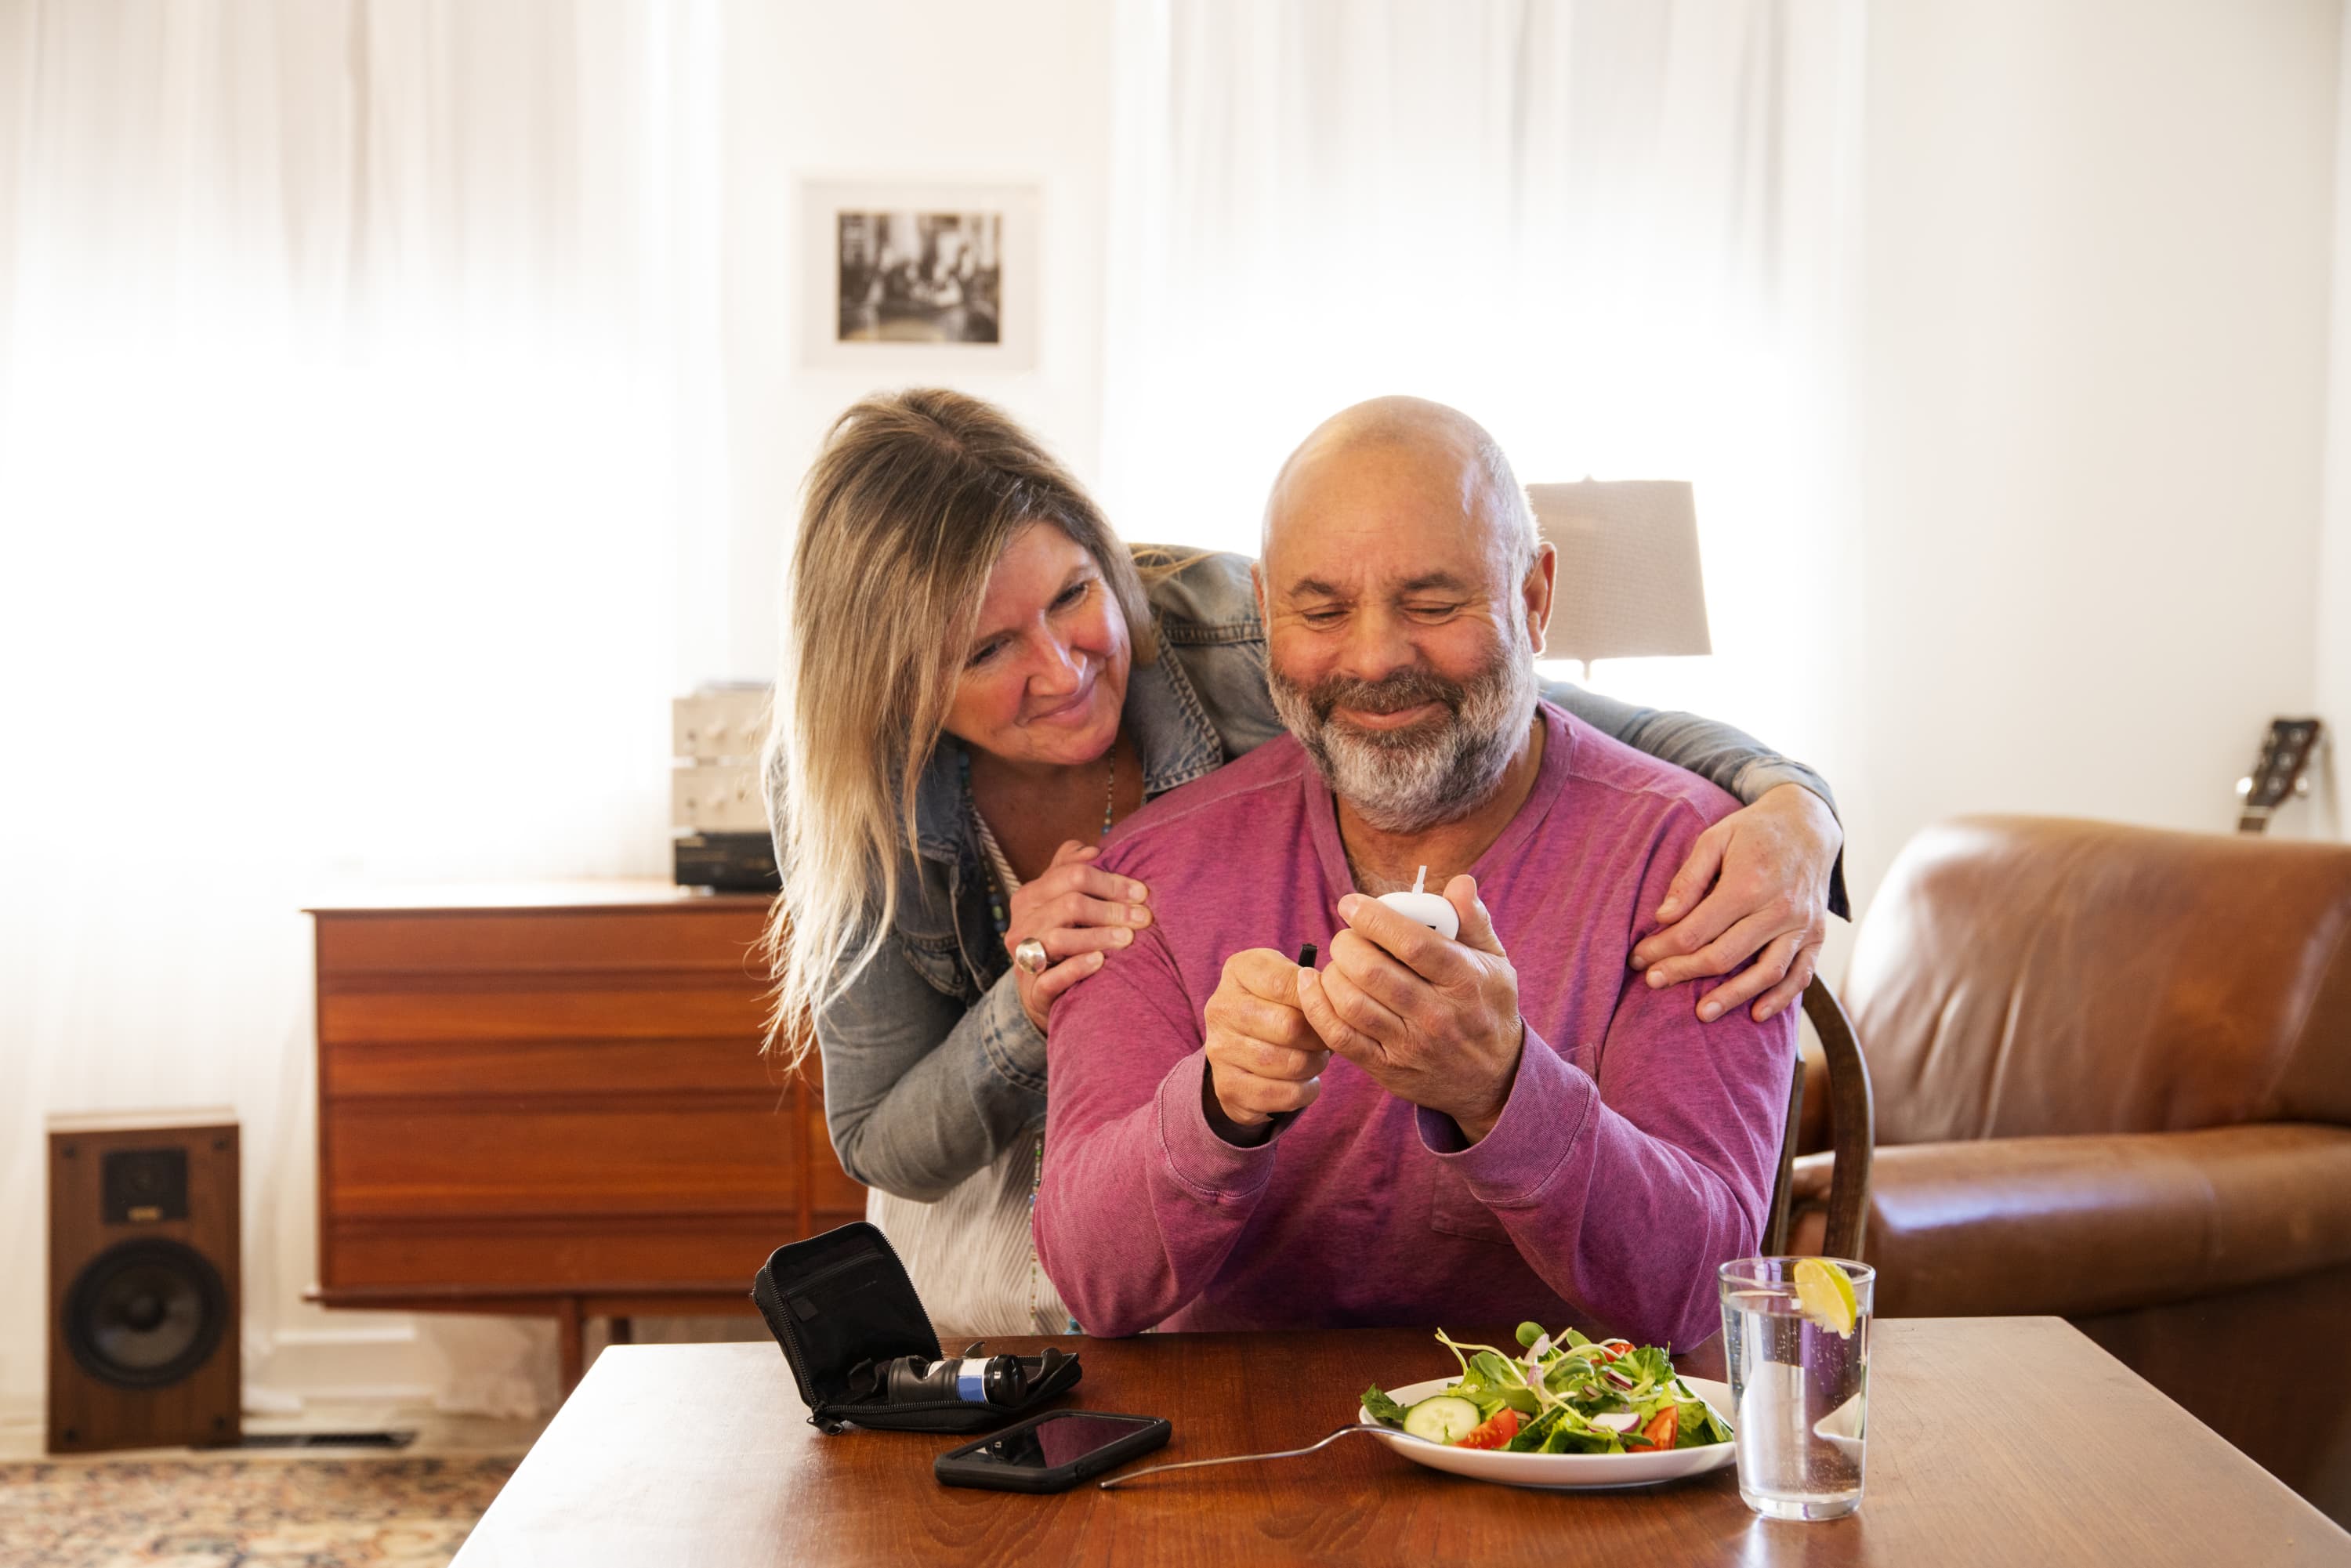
[48,1112,241,1451]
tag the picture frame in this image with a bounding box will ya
[799,179,1041,374]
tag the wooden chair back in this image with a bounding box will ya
[1761,977,1875,1260]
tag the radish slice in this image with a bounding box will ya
[1603,1368,1636,1389]
[1590,1411,1639,1432]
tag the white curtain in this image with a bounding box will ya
[1098,0,1865,787]
[0,0,727,1417]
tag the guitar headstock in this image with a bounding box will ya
[2237,718,2324,831]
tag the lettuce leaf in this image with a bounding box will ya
[1617,1345,1675,1391]
[1452,1349,1541,1415]
[1541,1422,1624,1455]
[1505,1406,1568,1452]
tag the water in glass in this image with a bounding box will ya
[1721,1266,1871,1521]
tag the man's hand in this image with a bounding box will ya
[1295,877,1523,1144]
[1203,948,1331,1144]
[1628,783,1841,1023]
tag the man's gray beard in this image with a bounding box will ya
[1266,644,1538,835]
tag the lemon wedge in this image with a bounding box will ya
[1793,1258,1859,1338]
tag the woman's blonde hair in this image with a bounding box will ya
[759,389,1158,1066]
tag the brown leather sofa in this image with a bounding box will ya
[1788,816,2351,1526]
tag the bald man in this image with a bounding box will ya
[1034,397,1796,1347]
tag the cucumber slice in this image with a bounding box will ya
[1401,1395,1483,1445]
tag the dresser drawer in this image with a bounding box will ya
[316,907,767,975]
[324,1034,788,1099]
[326,1099,798,1218]
[317,983,766,1045]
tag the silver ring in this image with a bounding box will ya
[1013,937,1050,975]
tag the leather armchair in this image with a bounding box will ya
[1786,816,2351,1526]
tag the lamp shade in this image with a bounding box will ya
[1527,480,1712,663]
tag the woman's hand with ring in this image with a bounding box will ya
[1005,839,1154,1034]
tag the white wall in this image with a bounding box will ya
[1850,0,2342,905]
[711,0,2350,914]
[716,0,1117,685]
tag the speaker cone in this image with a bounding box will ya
[64,1238,229,1389]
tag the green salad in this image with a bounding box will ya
[1361,1324,1733,1456]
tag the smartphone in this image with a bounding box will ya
[933,1409,1172,1494]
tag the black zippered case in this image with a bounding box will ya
[751,1221,1082,1434]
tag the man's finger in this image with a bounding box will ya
[1206,1029,1322,1084]
[1335,893,1475,986]
[1751,937,1822,1023]
[1229,947,1316,1003]
[1444,875,1503,957]
[1238,1037,1326,1081]
[1216,1067,1322,1120]
[1652,820,1729,927]
[1327,929,1429,1019]
[1210,990,1317,1051]
[1317,958,1407,1048]
[1689,929,1801,1021]
[1295,965,1382,1064]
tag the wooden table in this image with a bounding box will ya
[454,1318,2351,1566]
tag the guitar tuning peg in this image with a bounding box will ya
[2235,777,2254,796]
[2295,777,2313,797]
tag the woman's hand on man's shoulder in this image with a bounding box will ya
[1625,784,1841,1024]
[1005,842,1157,1034]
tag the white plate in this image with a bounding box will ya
[1359,1376,1738,1490]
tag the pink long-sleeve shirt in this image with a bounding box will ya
[1035,704,1795,1349]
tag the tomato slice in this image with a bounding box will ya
[1454,1407,1522,1450]
[1639,1407,1679,1451]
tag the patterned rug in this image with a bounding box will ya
[0,1456,517,1567]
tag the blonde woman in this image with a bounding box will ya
[764,389,1846,1336]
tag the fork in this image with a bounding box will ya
[1097,1423,1434,1490]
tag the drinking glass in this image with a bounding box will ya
[1718,1257,1875,1521]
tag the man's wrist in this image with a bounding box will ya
[1449,1019,1526,1146]
[1201,1062,1277,1147]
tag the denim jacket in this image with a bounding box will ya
[784,549,1841,1202]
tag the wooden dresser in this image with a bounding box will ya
[307,883,861,1387]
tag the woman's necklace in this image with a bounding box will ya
[961,744,1118,911]
[958,737,1122,1335]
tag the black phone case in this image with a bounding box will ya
[933,1410,1173,1493]
[751,1220,1083,1434]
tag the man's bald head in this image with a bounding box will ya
[1251,397,1554,835]
[1262,396,1538,581]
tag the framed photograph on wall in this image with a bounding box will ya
[800,180,1041,373]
